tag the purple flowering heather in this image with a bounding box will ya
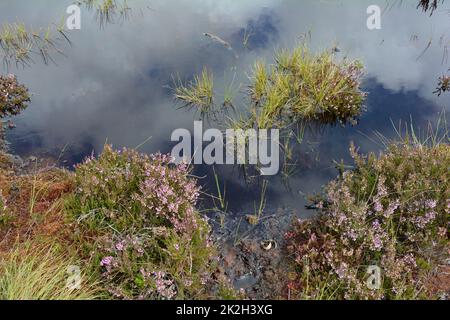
[286,141,449,300]
[71,145,219,300]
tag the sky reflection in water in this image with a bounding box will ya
[2,0,449,213]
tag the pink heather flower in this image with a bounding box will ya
[346,230,358,241]
[425,199,438,209]
[153,271,176,299]
[100,256,114,267]
[384,199,400,218]
[374,200,383,213]
[402,254,417,267]
[372,236,383,250]
[336,263,348,279]
[115,241,125,251]
[372,220,381,230]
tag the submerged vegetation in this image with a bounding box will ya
[286,126,449,299]
[173,45,366,181]
[78,0,132,26]
[417,0,444,14]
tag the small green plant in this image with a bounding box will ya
[175,44,366,129]
[249,46,366,128]
[174,45,366,182]
[212,167,228,213]
[174,68,215,116]
[246,180,269,225]
[0,242,100,300]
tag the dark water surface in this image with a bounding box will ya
[2,0,449,215]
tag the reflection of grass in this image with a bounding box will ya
[417,0,443,15]
[80,0,132,26]
[223,72,238,109]
[174,68,214,116]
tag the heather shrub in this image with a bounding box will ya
[66,145,221,299]
[286,139,449,299]
[0,74,30,118]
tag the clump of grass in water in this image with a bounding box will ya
[212,166,228,213]
[249,45,366,129]
[174,67,214,117]
[0,22,70,68]
[176,45,366,129]
[173,44,366,185]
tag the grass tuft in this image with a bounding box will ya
[174,68,215,116]
[0,241,100,300]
